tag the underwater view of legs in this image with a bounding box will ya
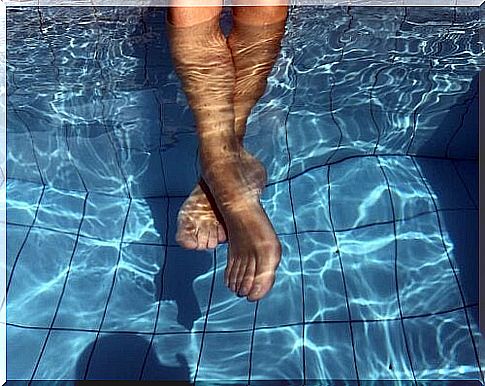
[168,3,287,301]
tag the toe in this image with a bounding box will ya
[229,258,242,292]
[238,258,256,297]
[207,226,218,249]
[247,254,280,301]
[217,224,227,243]
[196,227,210,250]
[235,258,248,294]
[176,224,198,250]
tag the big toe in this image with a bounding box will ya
[247,271,276,302]
[247,250,281,301]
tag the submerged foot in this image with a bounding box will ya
[223,196,281,301]
[176,151,266,250]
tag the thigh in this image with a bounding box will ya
[168,2,223,27]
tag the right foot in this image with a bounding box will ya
[176,151,266,250]
[222,195,281,301]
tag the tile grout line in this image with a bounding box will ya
[82,197,132,379]
[5,151,479,199]
[327,164,360,385]
[411,156,484,383]
[138,197,170,380]
[6,205,478,253]
[6,302,479,336]
[284,20,306,380]
[28,192,90,382]
[192,249,217,383]
[450,159,478,210]
[376,156,417,385]
[4,185,46,300]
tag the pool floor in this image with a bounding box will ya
[5,5,484,383]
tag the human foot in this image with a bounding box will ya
[222,194,281,301]
[176,151,266,250]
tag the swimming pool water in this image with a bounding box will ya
[5,5,483,383]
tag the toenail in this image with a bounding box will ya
[253,285,261,294]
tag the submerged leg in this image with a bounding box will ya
[175,6,287,254]
[226,6,288,297]
[168,6,284,301]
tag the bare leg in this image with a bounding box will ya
[176,6,287,253]
[168,6,284,301]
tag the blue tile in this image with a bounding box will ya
[423,71,476,114]
[162,103,195,130]
[124,198,168,245]
[408,108,465,158]
[413,158,475,210]
[103,244,165,333]
[337,223,400,320]
[85,333,151,380]
[6,132,42,184]
[331,59,388,109]
[36,188,86,234]
[167,197,186,247]
[353,320,414,380]
[467,306,485,379]
[6,180,43,226]
[378,156,434,221]
[7,228,76,327]
[141,333,196,381]
[206,244,256,332]
[33,330,97,380]
[260,181,294,235]
[250,325,304,380]
[299,232,348,322]
[291,166,331,232]
[54,237,120,330]
[79,193,130,242]
[7,325,48,380]
[397,213,462,317]
[102,89,162,151]
[404,309,482,380]
[31,131,86,192]
[6,224,30,282]
[66,131,129,196]
[158,247,213,332]
[244,106,290,184]
[286,108,341,176]
[372,111,415,154]
[437,209,478,306]
[197,331,251,381]
[292,71,332,108]
[447,95,478,160]
[452,160,478,208]
[256,235,303,328]
[305,322,357,380]
[119,148,167,197]
[161,132,198,196]
[370,64,430,114]
[330,157,393,230]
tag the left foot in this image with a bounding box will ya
[176,150,266,250]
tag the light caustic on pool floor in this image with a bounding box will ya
[5,5,483,382]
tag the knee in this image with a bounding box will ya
[168,6,222,27]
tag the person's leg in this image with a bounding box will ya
[168,5,282,301]
[169,5,228,250]
[223,5,288,297]
[175,5,288,253]
[229,5,288,143]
